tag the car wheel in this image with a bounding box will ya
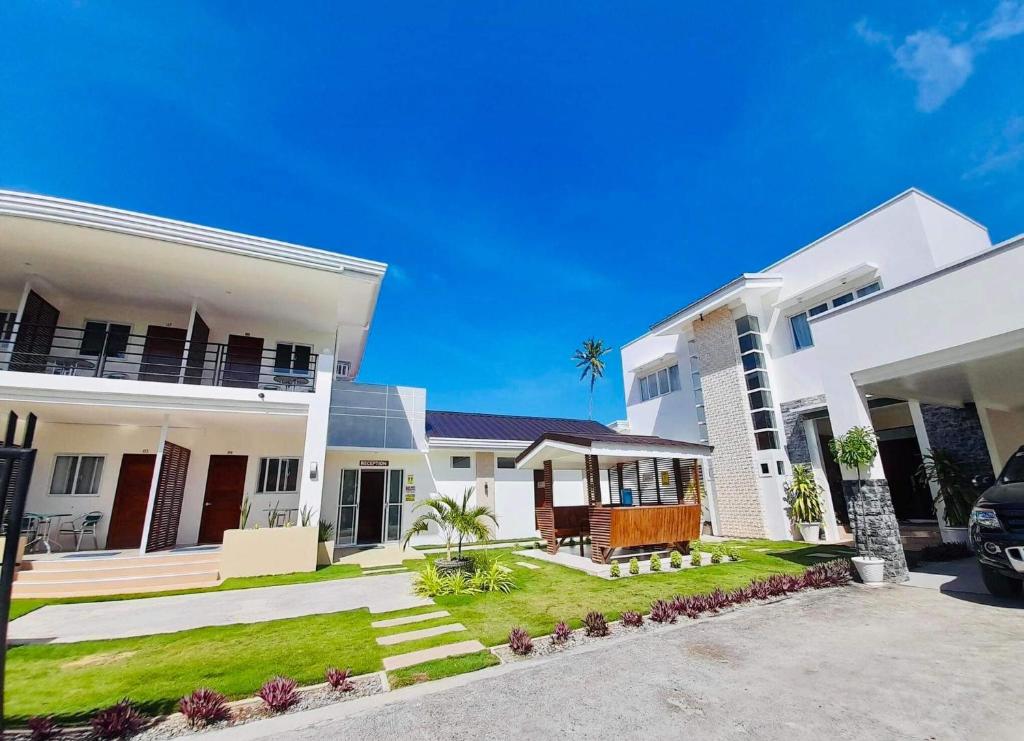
[980,564,1023,598]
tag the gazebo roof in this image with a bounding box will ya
[515,432,714,470]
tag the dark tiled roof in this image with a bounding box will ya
[425,410,612,442]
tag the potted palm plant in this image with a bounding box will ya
[830,426,885,584]
[785,464,825,542]
[916,449,976,545]
[402,486,497,572]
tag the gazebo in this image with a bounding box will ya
[515,432,714,564]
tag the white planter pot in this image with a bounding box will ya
[941,527,969,545]
[797,523,821,543]
[852,556,885,584]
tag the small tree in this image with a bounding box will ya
[916,449,977,527]
[829,426,878,556]
[402,486,497,561]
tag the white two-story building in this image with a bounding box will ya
[622,189,1023,578]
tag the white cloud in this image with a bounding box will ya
[857,2,1024,112]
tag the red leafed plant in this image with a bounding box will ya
[179,688,230,729]
[649,599,677,623]
[583,611,609,637]
[551,619,572,644]
[620,610,644,627]
[508,626,534,655]
[27,716,60,741]
[90,699,145,739]
[326,667,355,692]
[258,676,299,713]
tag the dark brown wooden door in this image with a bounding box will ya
[879,436,932,520]
[222,335,264,388]
[183,313,210,385]
[356,470,385,543]
[10,290,59,372]
[106,454,157,549]
[198,455,248,544]
[139,326,186,382]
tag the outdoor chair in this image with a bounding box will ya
[16,513,42,550]
[59,511,103,551]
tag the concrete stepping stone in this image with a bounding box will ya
[371,610,451,629]
[382,639,487,670]
[515,561,540,570]
[376,623,466,646]
[364,567,408,575]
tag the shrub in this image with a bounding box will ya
[413,563,446,597]
[442,569,481,595]
[583,611,609,637]
[508,626,533,655]
[669,550,683,569]
[178,688,229,729]
[649,553,662,572]
[707,588,731,611]
[628,557,640,575]
[802,558,853,587]
[258,677,299,713]
[552,619,572,644]
[709,549,722,565]
[620,610,644,627]
[689,544,702,566]
[649,599,677,623]
[90,699,145,740]
[470,559,516,593]
[27,716,59,741]
[325,667,355,692]
[609,560,621,578]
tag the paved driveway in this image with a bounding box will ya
[9,573,430,643]
[204,584,1022,740]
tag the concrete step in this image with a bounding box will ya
[371,610,451,629]
[11,570,221,598]
[15,559,221,582]
[382,640,487,671]
[376,623,466,646]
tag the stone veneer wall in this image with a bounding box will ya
[920,403,994,480]
[780,394,827,466]
[842,479,909,582]
[693,307,767,538]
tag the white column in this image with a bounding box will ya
[139,415,170,555]
[804,417,840,543]
[297,350,333,524]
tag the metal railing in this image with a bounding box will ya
[0,322,317,392]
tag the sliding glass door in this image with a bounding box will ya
[336,469,359,545]
[384,469,404,542]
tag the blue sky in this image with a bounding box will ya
[2,2,1023,423]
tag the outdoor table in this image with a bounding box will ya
[29,512,72,553]
[51,357,97,376]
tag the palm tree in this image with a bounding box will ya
[402,486,497,561]
[573,337,611,420]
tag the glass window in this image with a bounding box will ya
[0,311,15,342]
[452,456,471,469]
[667,364,681,391]
[751,410,776,431]
[49,455,104,495]
[691,370,701,390]
[497,456,516,469]
[748,390,773,410]
[687,339,698,358]
[790,313,813,349]
[257,457,300,493]
[760,463,770,475]
[735,315,760,335]
[738,333,762,354]
[80,321,131,358]
[856,281,881,298]
[275,343,312,375]
[776,460,785,475]
[386,469,404,541]
[657,368,669,395]
[696,405,706,424]
[741,352,765,372]
[808,303,828,317]
[639,375,650,401]
[745,371,770,391]
[693,387,704,407]
[832,292,854,307]
[755,430,780,450]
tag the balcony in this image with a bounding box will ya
[1,322,318,392]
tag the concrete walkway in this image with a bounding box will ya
[199,584,1023,741]
[9,572,430,644]
[904,557,988,595]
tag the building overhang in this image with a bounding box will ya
[772,262,879,313]
[516,432,713,471]
[651,273,783,337]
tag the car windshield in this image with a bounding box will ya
[999,451,1024,484]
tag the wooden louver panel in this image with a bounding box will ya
[146,441,191,552]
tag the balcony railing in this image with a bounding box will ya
[0,322,317,392]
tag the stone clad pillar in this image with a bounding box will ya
[823,375,908,582]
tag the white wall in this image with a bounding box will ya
[621,330,702,440]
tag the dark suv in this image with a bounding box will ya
[970,446,1024,597]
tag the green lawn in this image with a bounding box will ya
[9,563,362,621]
[5,540,847,723]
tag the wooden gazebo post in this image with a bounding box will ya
[538,459,557,554]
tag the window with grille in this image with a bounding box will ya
[49,455,105,496]
[257,457,300,493]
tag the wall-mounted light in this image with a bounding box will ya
[310,461,319,481]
